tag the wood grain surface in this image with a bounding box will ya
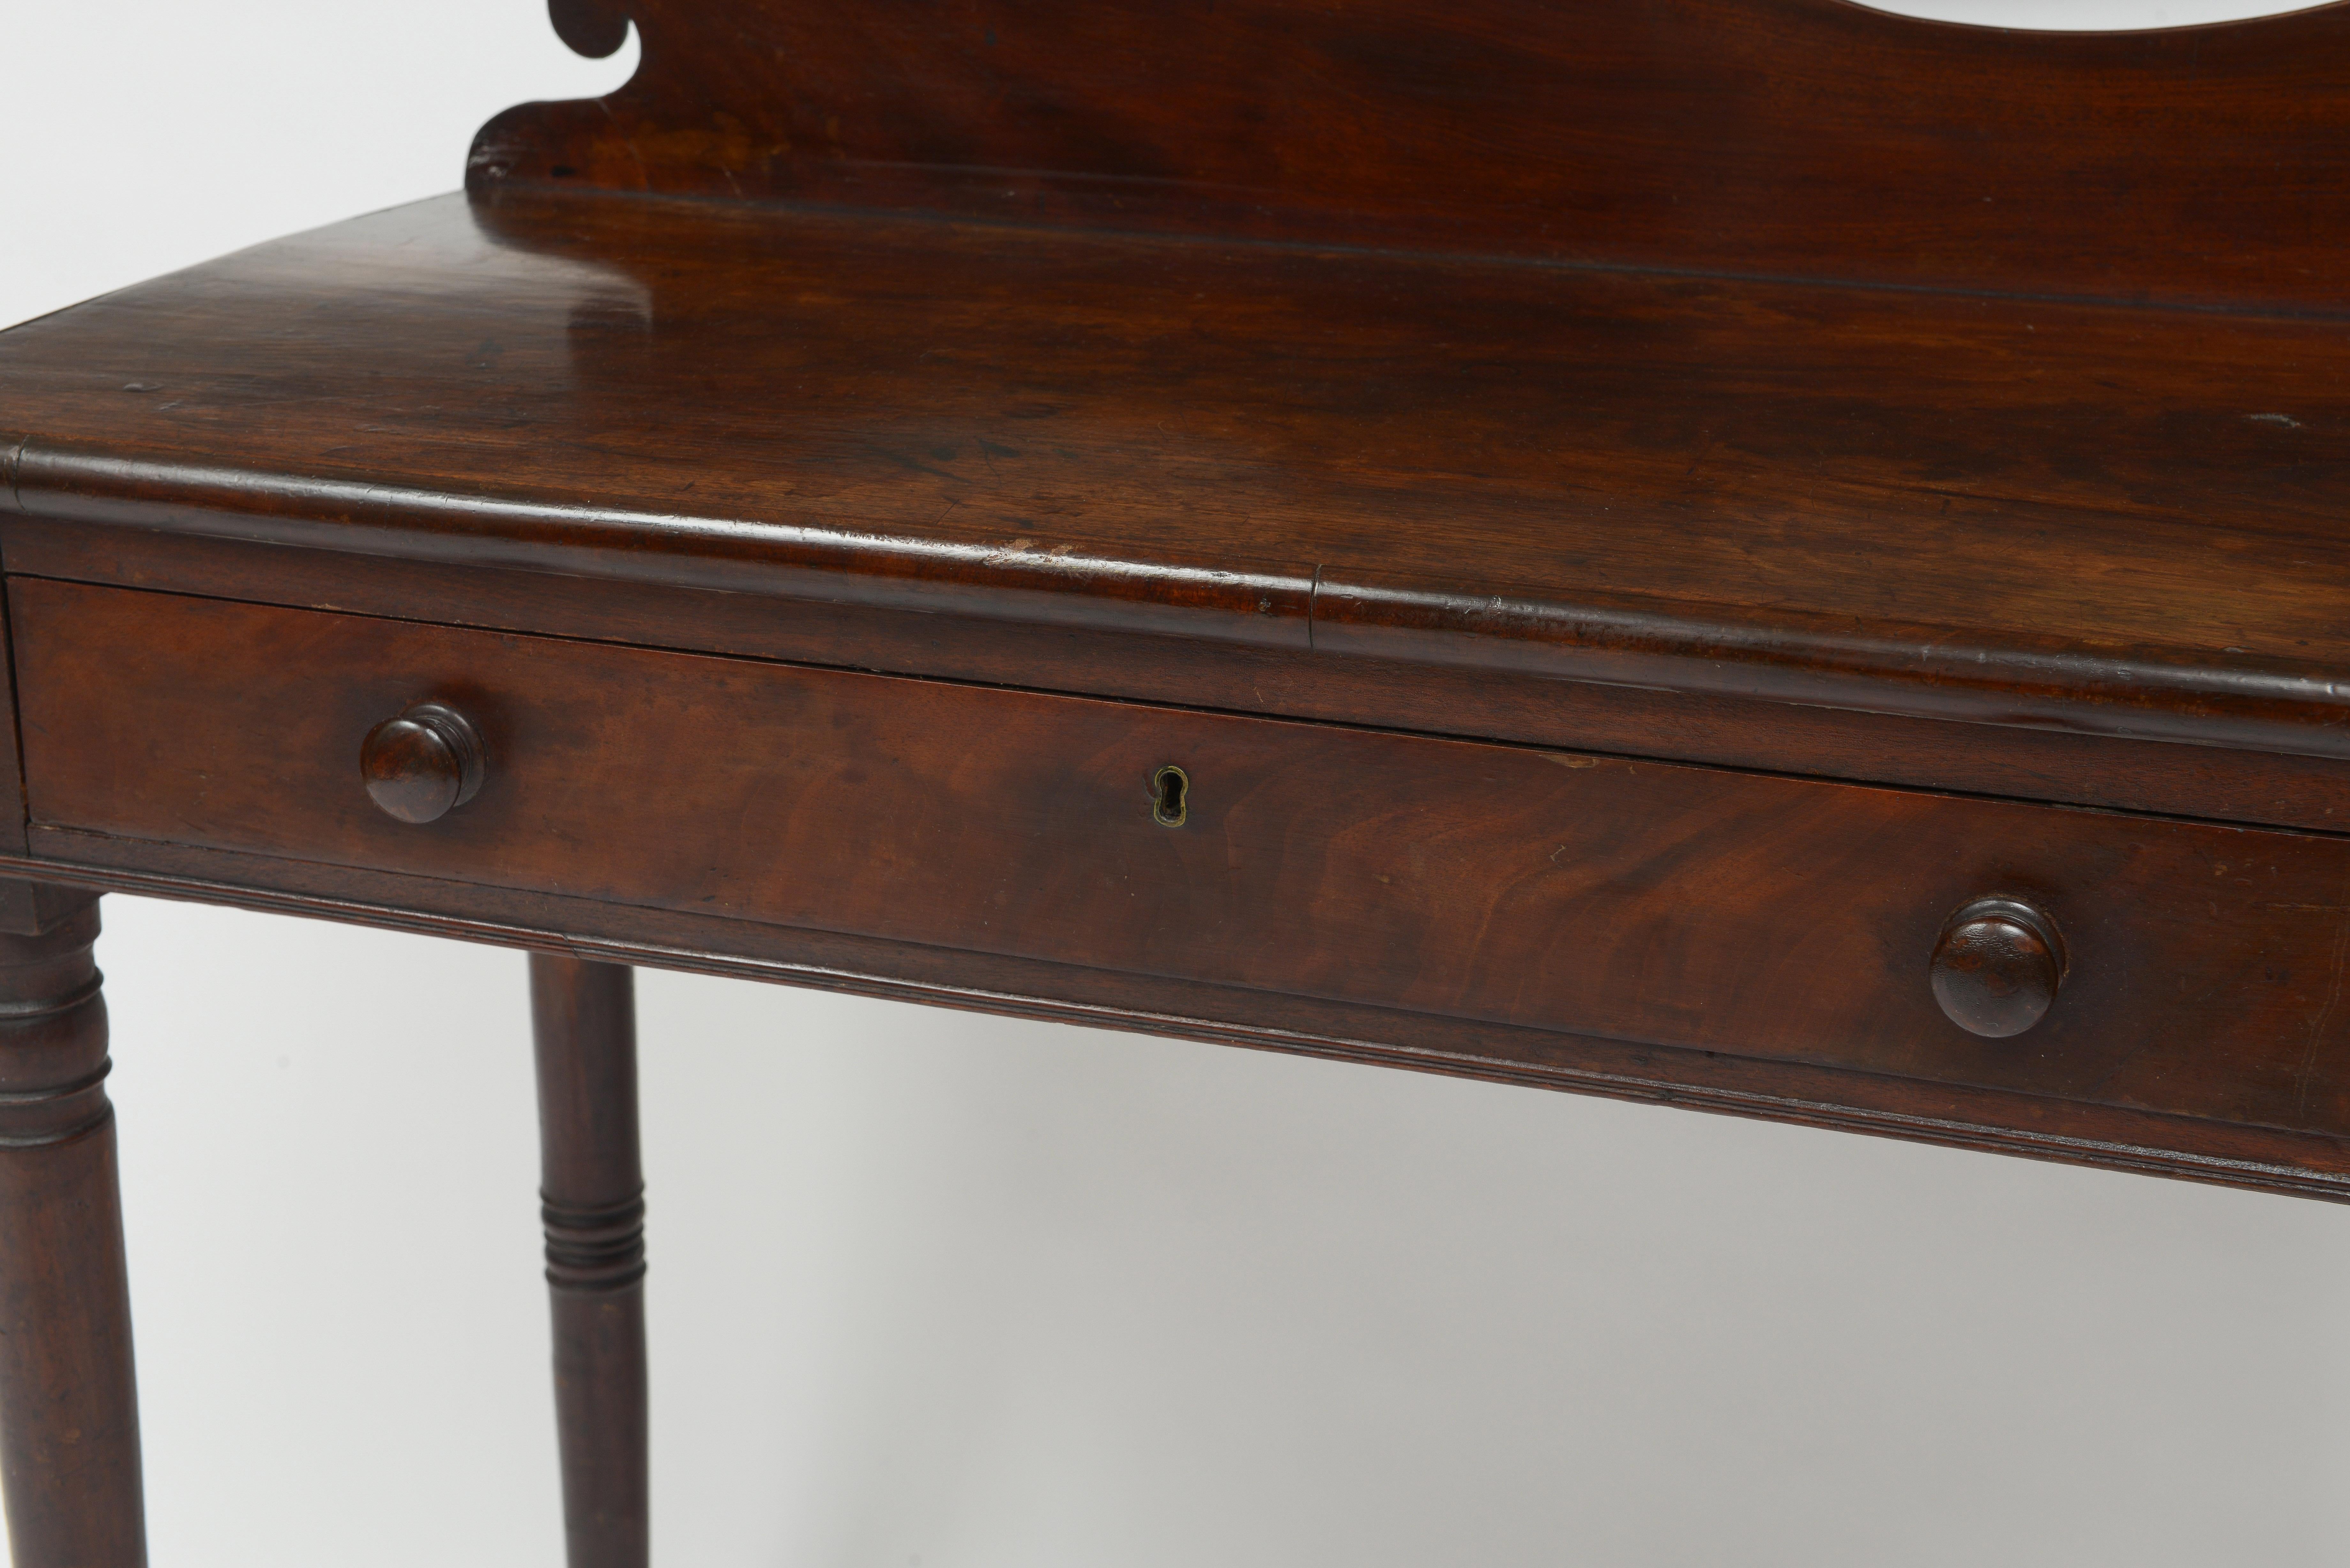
[23,577,2350,1150]
[21,825,2350,1201]
[472,0,2350,309]
[8,194,2350,760]
[529,954,648,1568]
[15,520,2350,837]
[11,4,2350,1554]
[0,890,145,1567]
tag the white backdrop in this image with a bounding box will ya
[9,2,2350,1563]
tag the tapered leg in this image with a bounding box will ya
[529,954,647,1568]
[0,888,145,1567]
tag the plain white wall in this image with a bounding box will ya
[9,2,2350,1563]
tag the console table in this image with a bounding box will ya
[8,0,2350,1559]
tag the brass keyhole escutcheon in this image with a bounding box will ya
[1152,764,1189,828]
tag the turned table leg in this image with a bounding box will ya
[0,888,145,1568]
[529,954,648,1568]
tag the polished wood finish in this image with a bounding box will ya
[360,702,488,825]
[31,828,2350,1199]
[10,0,2350,1554]
[474,0,2350,310]
[16,517,2350,838]
[0,888,143,1568]
[529,954,647,1568]
[545,0,629,60]
[13,192,2350,769]
[1930,898,2067,1041]
[23,576,2350,1170]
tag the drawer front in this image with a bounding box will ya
[19,576,2350,1140]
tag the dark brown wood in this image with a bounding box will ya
[13,193,2350,765]
[17,0,2350,1548]
[475,0,2350,310]
[27,576,2350,1157]
[18,827,2350,1202]
[15,518,2350,839]
[360,703,488,825]
[1930,897,2067,1041]
[546,0,629,59]
[0,539,28,868]
[529,954,647,1568]
[0,509,51,948]
[0,888,144,1568]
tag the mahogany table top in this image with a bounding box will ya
[7,189,2348,771]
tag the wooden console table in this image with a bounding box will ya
[9,0,2350,1558]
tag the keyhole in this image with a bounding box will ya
[1152,764,1189,828]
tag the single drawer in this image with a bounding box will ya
[19,576,2350,1141]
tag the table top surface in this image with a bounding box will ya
[6,190,2350,759]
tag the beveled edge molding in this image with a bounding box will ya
[10,447,1314,652]
[1309,570,2350,763]
[11,830,2350,1206]
[16,441,2350,763]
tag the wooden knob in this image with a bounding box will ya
[1930,897,2065,1038]
[360,703,487,824]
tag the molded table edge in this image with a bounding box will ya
[14,441,2350,763]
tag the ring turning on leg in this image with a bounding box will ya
[529,953,648,1568]
[0,887,145,1568]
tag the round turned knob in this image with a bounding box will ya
[360,702,487,824]
[1930,897,2065,1038]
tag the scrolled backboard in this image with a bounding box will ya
[473,0,2350,307]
